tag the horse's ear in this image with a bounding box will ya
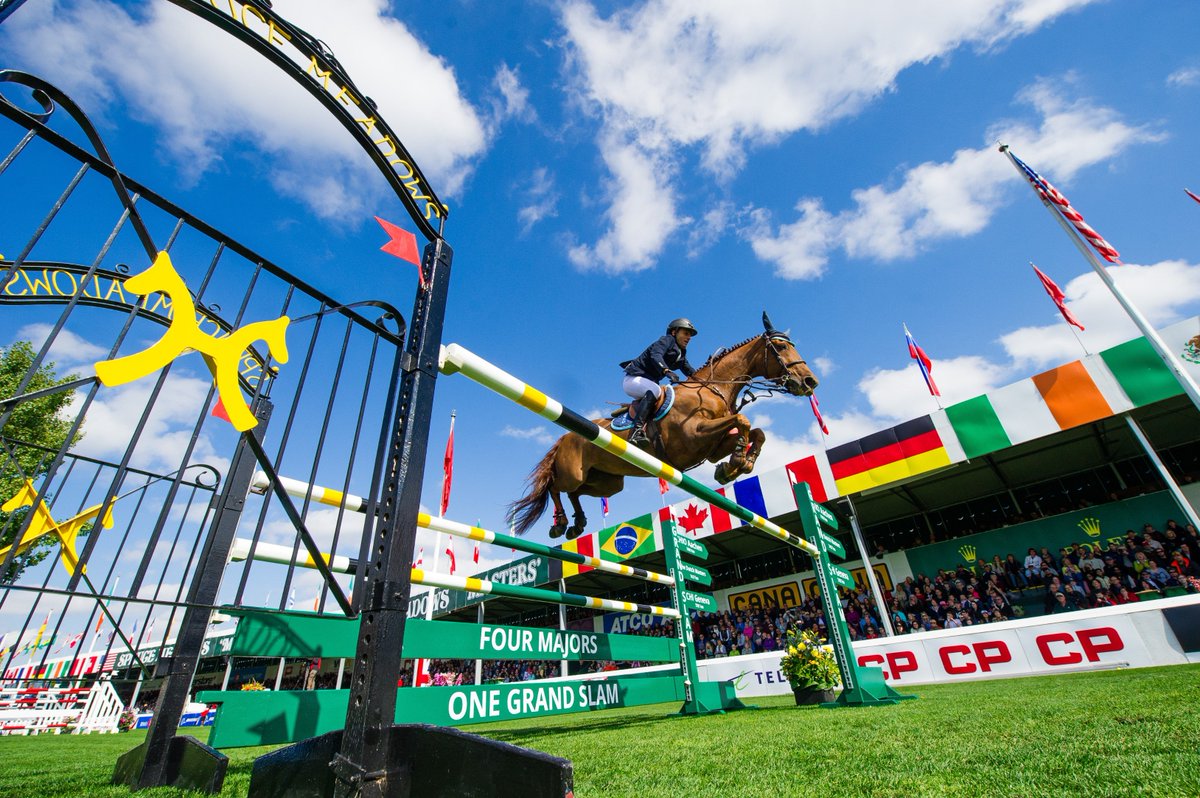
[762,311,777,334]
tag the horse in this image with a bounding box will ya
[507,313,819,540]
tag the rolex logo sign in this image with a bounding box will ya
[1077,517,1102,538]
[958,544,976,563]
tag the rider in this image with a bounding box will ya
[620,318,698,446]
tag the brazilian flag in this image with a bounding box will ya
[599,514,655,562]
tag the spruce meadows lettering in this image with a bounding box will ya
[2,266,268,387]
[201,0,442,222]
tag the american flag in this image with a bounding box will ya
[904,324,941,397]
[1006,149,1120,263]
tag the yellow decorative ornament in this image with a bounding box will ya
[0,480,114,576]
[93,251,290,432]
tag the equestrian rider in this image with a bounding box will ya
[620,318,698,446]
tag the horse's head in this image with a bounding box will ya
[761,312,818,396]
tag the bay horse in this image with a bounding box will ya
[507,313,819,539]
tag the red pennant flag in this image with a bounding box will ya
[1186,188,1200,206]
[445,540,457,575]
[809,395,829,435]
[374,215,425,287]
[1031,263,1085,331]
[658,478,669,495]
[440,415,455,517]
[472,543,479,564]
[211,396,232,424]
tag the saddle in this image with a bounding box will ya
[609,385,675,430]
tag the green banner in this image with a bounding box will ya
[201,675,685,747]
[676,535,709,560]
[902,492,1182,577]
[676,560,713,587]
[226,613,675,662]
[681,589,716,612]
[409,553,553,615]
[812,503,838,529]
[817,528,845,559]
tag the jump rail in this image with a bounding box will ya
[410,568,679,618]
[438,343,820,557]
[241,474,677,587]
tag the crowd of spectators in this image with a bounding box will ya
[884,519,1200,633]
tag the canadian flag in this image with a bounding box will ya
[412,547,424,569]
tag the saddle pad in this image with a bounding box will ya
[611,385,675,431]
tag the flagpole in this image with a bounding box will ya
[419,411,455,687]
[1001,145,1200,413]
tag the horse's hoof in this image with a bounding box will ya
[549,523,567,539]
[714,464,734,485]
[565,525,585,541]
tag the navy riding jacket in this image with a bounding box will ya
[622,335,696,382]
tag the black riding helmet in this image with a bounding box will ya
[667,318,698,336]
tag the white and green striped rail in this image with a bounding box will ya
[237,475,676,587]
[410,568,679,618]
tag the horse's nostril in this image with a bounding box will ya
[804,377,819,390]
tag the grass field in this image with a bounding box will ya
[1,664,1197,797]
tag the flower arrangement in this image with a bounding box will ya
[779,627,840,691]
[117,709,137,732]
[431,672,464,687]
[240,678,267,691]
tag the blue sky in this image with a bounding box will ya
[3,0,1200,591]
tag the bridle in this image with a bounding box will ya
[687,333,810,412]
[764,333,808,393]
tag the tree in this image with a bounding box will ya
[0,341,82,583]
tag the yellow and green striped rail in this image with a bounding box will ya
[438,342,820,557]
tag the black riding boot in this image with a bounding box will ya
[628,391,656,447]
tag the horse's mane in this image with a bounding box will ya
[696,328,794,374]
[696,334,761,372]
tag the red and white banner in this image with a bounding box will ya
[698,596,1198,697]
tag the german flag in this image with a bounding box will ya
[827,416,950,495]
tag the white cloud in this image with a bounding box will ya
[858,355,1011,421]
[560,0,1102,272]
[3,0,487,220]
[499,425,555,445]
[69,365,230,475]
[489,64,534,127]
[567,133,683,273]
[1167,66,1200,87]
[746,82,1160,278]
[1000,259,1200,367]
[13,323,109,371]
[516,167,559,235]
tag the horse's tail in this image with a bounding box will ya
[506,439,561,536]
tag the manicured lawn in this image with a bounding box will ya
[2,664,1198,797]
